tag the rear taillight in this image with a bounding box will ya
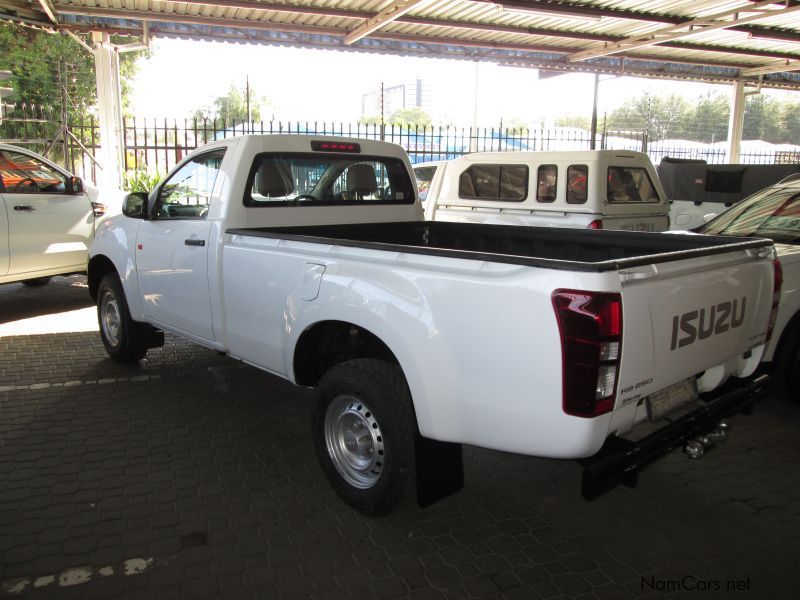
[587,219,603,230]
[552,290,623,418]
[766,258,783,342]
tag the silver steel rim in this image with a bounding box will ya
[100,290,122,347]
[324,394,385,490]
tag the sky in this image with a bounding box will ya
[130,38,796,127]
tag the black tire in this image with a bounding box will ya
[775,320,800,403]
[22,276,52,287]
[96,273,149,363]
[311,359,416,516]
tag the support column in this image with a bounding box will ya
[93,32,124,190]
[726,80,746,164]
[469,61,479,152]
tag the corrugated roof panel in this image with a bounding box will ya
[5,0,800,86]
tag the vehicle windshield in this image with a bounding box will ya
[697,186,800,243]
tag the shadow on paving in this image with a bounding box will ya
[0,330,799,600]
[0,276,93,325]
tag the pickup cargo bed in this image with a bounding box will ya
[228,221,770,272]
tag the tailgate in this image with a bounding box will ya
[615,246,774,409]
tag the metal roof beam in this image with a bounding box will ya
[54,0,800,45]
[343,0,431,45]
[397,15,800,61]
[36,0,57,24]
[742,59,800,75]
[472,0,800,42]
[569,0,800,62]
[54,5,752,70]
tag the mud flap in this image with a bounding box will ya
[415,434,464,508]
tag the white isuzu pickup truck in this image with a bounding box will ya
[88,135,778,514]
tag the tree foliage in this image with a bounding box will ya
[602,90,800,144]
[555,114,591,130]
[0,24,146,118]
[359,107,433,127]
[192,83,273,123]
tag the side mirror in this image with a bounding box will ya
[66,176,84,195]
[122,192,149,219]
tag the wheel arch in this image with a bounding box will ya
[293,320,401,388]
[87,254,119,301]
[772,307,800,366]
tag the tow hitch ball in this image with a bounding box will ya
[684,420,730,459]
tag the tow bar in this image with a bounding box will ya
[580,374,770,500]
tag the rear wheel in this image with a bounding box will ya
[311,359,416,515]
[775,321,800,403]
[22,276,52,287]
[97,273,150,363]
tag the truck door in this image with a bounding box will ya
[135,149,225,341]
[0,148,94,276]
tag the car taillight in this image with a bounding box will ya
[587,219,603,229]
[552,290,623,418]
[766,258,782,342]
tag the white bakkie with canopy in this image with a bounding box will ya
[418,150,670,233]
[89,135,777,514]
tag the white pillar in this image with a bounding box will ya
[726,80,746,164]
[470,61,479,152]
[93,32,124,190]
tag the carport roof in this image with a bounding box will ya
[5,0,800,89]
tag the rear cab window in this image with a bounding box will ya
[607,166,661,203]
[458,164,528,201]
[245,153,415,207]
[536,165,557,203]
[566,164,588,204]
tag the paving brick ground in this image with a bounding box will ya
[1,276,799,599]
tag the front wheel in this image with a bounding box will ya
[311,359,416,516]
[97,273,150,363]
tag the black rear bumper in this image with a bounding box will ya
[580,374,771,500]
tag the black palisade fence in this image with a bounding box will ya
[1,107,788,187]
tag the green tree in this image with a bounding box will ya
[358,114,383,125]
[193,83,272,123]
[554,115,591,130]
[0,24,145,118]
[782,102,800,144]
[388,107,432,127]
[607,92,691,141]
[691,92,729,143]
[743,95,783,142]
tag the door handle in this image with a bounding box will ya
[13,205,35,211]
[184,239,205,246]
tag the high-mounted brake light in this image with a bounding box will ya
[310,141,361,153]
[766,258,782,343]
[587,219,603,230]
[552,290,623,418]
